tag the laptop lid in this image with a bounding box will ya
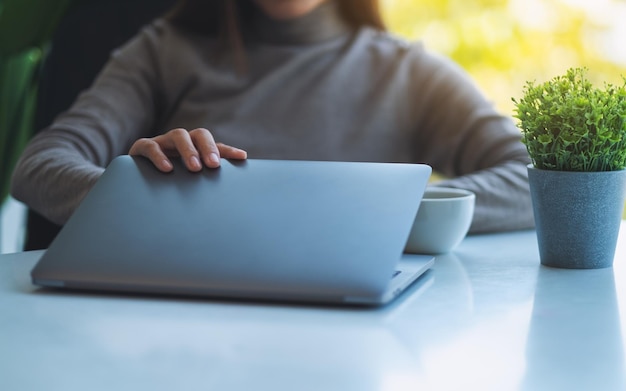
[32,156,433,305]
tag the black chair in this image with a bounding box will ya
[24,0,176,250]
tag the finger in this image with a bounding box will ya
[129,138,174,172]
[189,128,221,168]
[165,128,203,171]
[217,143,247,160]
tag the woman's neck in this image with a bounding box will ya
[245,1,351,45]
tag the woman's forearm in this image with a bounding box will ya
[10,131,104,225]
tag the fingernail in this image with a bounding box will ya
[210,153,220,165]
[162,159,173,170]
[189,156,201,169]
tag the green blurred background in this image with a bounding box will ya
[382,0,626,115]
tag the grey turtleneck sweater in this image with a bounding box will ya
[10,2,534,233]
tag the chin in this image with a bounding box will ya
[254,0,327,20]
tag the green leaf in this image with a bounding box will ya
[512,67,626,171]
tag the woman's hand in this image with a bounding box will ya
[129,127,247,172]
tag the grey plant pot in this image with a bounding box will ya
[527,166,626,269]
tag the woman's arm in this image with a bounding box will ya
[11,22,247,225]
[409,48,534,233]
[10,24,164,225]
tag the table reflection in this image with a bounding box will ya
[521,267,626,390]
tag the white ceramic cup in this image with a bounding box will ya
[405,186,475,254]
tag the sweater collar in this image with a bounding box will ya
[245,1,352,45]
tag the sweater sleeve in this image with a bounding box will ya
[408,47,534,233]
[10,23,163,225]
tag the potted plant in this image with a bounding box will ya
[512,67,626,269]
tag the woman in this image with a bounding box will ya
[10,0,534,234]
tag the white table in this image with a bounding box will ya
[2,224,625,391]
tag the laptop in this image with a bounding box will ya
[31,155,434,306]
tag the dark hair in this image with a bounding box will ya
[336,0,386,31]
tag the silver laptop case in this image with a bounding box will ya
[32,156,433,305]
